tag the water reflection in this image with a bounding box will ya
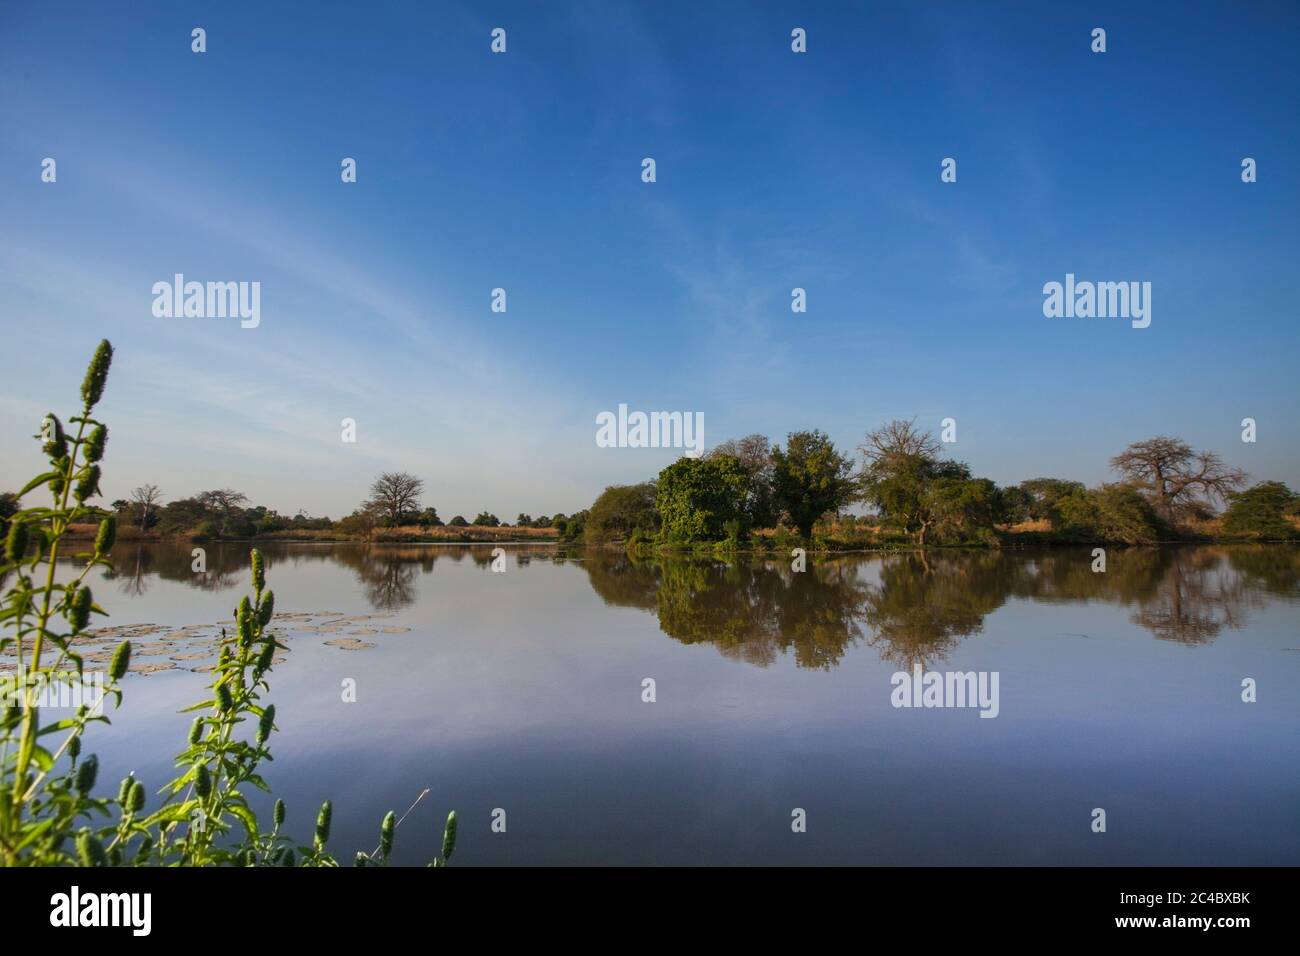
[90,542,1300,666]
[102,545,154,597]
[582,550,1009,667]
[1014,548,1272,646]
[597,555,871,669]
[860,552,1009,665]
[331,547,424,610]
[582,545,1300,665]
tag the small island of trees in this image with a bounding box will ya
[579,421,1296,550]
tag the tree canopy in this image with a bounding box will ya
[1221,481,1298,539]
[587,482,659,542]
[656,456,749,542]
[858,419,976,546]
[771,430,855,538]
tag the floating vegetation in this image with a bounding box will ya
[2,610,417,675]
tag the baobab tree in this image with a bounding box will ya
[129,483,164,531]
[1109,437,1246,519]
[366,472,424,527]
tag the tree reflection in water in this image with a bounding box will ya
[860,552,1009,666]
[87,541,1299,667]
[583,546,1300,667]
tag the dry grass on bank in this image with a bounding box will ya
[65,523,159,539]
[372,524,558,542]
[63,523,559,543]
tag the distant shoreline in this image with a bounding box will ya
[63,522,1300,552]
[63,523,559,545]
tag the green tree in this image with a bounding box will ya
[993,484,1033,525]
[1051,484,1162,544]
[556,510,588,542]
[586,482,659,542]
[195,489,249,536]
[1221,481,1298,539]
[473,512,500,527]
[155,496,209,535]
[1018,478,1084,521]
[656,456,749,542]
[771,431,855,538]
[448,515,469,527]
[707,434,778,528]
[336,507,378,538]
[926,476,1001,544]
[250,507,290,535]
[858,420,969,547]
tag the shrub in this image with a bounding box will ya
[1222,481,1298,539]
[587,482,659,542]
[925,476,1001,545]
[558,510,587,542]
[1050,484,1162,544]
[1019,478,1086,521]
[656,456,748,542]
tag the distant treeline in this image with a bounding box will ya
[2,420,1294,549]
[574,421,1299,549]
[0,475,572,542]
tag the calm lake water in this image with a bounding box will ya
[23,542,1300,865]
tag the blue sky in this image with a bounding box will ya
[2,1,1297,519]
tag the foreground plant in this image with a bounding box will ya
[0,340,456,866]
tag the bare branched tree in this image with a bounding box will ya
[129,483,164,531]
[367,472,424,526]
[1109,437,1246,518]
[858,418,942,475]
[708,434,772,473]
[856,419,966,546]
